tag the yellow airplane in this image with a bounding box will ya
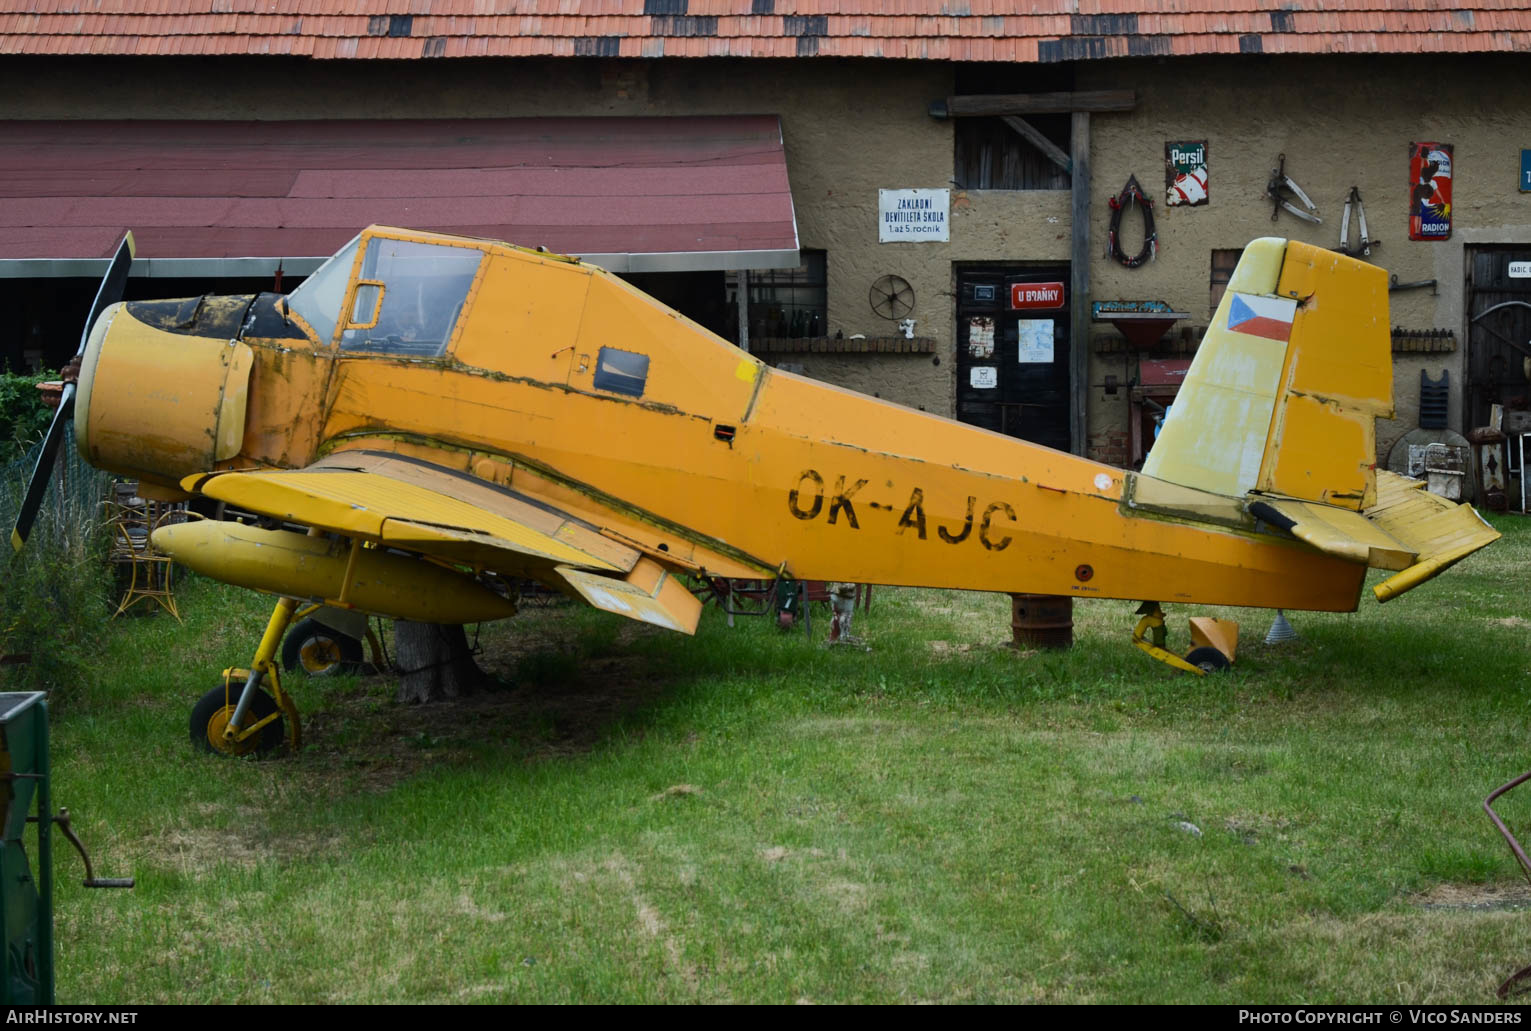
[11,227,1498,755]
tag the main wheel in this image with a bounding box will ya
[1184,646,1231,674]
[190,685,285,756]
[281,617,363,677]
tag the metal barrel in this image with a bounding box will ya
[1009,593,1074,649]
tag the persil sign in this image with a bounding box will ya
[1011,282,1065,310]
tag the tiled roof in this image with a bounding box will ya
[3,1,1529,62]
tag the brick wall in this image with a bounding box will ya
[1087,429,1130,468]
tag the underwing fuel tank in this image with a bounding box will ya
[74,299,255,489]
[152,521,519,624]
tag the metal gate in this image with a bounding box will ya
[1466,246,1531,429]
[954,268,1071,451]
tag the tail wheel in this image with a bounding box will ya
[281,617,363,677]
[1184,646,1231,674]
[189,685,284,756]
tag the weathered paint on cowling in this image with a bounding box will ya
[74,301,253,487]
[311,226,1370,612]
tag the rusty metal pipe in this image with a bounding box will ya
[1484,770,1531,885]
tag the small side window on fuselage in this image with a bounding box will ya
[340,238,483,358]
[592,347,650,397]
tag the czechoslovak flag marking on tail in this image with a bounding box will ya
[1227,292,1298,343]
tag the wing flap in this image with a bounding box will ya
[556,557,703,635]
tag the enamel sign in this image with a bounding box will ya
[1409,142,1453,241]
[1165,141,1208,206]
[879,189,950,243]
[1010,282,1065,310]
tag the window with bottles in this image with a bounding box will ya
[726,250,827,344]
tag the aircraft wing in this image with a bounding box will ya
[183,452,704,633]
[1248,470,1499,603]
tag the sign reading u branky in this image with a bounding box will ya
[879,189,950,243]
[1011,282,1065,310]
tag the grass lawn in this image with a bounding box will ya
[27,513,1531,1003]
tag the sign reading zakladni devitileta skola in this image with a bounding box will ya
[879,189,950,243]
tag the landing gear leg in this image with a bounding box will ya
[1131,602,1230,676]
[191,596,303,755]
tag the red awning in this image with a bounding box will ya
[0,116,799,277]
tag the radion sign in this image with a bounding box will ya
[1010,282,1065,310]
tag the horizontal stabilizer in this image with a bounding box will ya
[1247,497,1415,570]
[556,557,703,635]
[1364,471,1500,602]
[1247,471,1497,601]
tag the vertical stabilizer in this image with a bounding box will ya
[1142,238,1391,510]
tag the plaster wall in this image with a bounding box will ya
[1074,53,1531,465]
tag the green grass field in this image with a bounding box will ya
[26,515,1531,1003]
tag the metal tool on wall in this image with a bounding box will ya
[1337,186,1378,257]
[1266,154,1320,223]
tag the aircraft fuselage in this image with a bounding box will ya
[75,227,1369,614]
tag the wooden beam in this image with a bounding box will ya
[1000,115,1071,174]
[935,89,1136,119]
[1069,110,1091,457]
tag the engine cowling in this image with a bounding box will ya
[74,299,254,489]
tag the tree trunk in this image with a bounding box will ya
[393,621,485,704]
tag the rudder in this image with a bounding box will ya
[1143,238,1392,510]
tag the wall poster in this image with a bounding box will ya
[1016,319,1055,364]
[967,316,995,358]
[1165,141,1208,206]
[1409,142,1453,241]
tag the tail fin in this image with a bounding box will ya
[1142,238,1392,510]
[1144,238,1499,602]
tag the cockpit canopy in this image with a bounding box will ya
[286,230,483,357]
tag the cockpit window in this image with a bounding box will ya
[339,238,483,357]
[286,231,359,340]
[286,233,361,343]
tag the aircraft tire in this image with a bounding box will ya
[190,685,285,756]
[1184,647,1231,674]
[281,617,363,678]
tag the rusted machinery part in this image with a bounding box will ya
[1483,770,1531,998]
[1483,769,1531,885]
[1498,963,1531,1000]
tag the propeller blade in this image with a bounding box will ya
[78,232,135,357]
[10,385,75,553]
[11,229,133,553]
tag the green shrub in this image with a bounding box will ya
[0,370,59,458]
[0,535,110,699]
[0,431,111,701]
